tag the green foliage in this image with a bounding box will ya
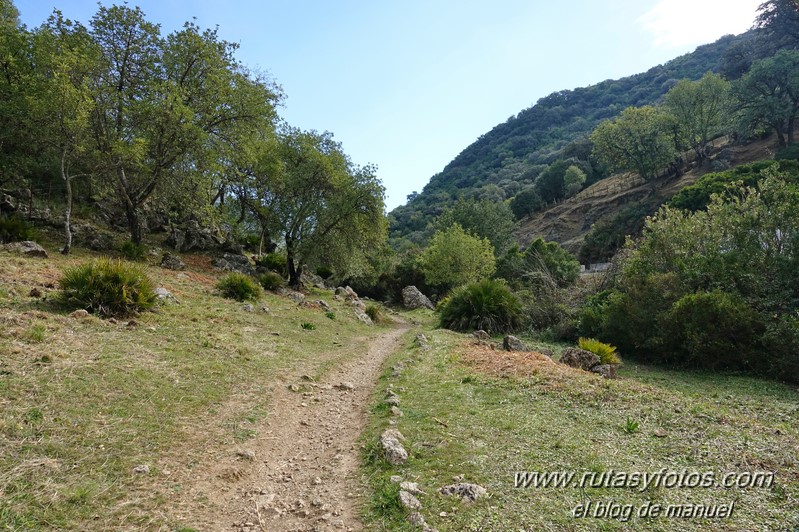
[257,271,285,291]
[563,165,587,197]
[325,311,336,320]
[0,215,37,243]
[434,197,516,256]
[315,265,333,279]
[58,258,157,317]
[509,187,542,220]
[301,322,315,331]
[623,417,639,434]
[256,252,288,275]
[578,200,659,263]
[216,273,261,301]
[590,172,799,381]
[497,238,580,289]
[418,224,495,290]
[438,279,522,334]
[668,160,799,211]
[119,240,146,261]
[578,337,620,365]
[591,105,677,182]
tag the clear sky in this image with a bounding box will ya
[18,0,761,210]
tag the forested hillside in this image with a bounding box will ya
[389,30,760,245]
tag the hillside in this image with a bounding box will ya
[516,135,777,255]
[389,31,752,244]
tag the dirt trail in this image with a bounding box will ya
[169,323,410,531]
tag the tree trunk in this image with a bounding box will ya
[61,151,72,255]
[286,236,302,290]
[788,116,795,145]
[125,204,143,245]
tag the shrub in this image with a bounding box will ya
[301,322,316,330]
[418,224,495,291]
[365,303,383,323]
[256,252,287,275]
[438,279,522,334]
[0,215,37,243]
[578,337,621,365]
[59,258,157,317]
[325,311,336,320]
[315,266,333,279]
[120,240,147,261]
[217,273,261,301]
[257,271,285,291]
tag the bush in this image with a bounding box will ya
[438,279,522,334]
[365,303,383,323]
[0,215,37,243]
[256,252,287,275]
[217,273,261,301]
[120,240,147,261]
[578,337,621,365]
[257,271,285,291]
[59,258,157,317]
[315,266,333,279]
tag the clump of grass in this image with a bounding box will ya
[0,214,38,243]
[59,258,157,317]
[119,240,147,261]
[365,303,383,323]
[326,311,336,320]
[438,279,522,333]
[623,417,639,434]
[301,322,316,331]
[217,273,261,301]
[578,337,621,365]
[257,271,285,291]
[27,324,46,343]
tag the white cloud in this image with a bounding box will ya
[638,0,761,49]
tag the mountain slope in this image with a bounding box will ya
[389,32,752,244]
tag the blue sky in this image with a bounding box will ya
[19,0,760,210]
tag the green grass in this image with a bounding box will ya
[0,244,385,529]
[361,324,799,531]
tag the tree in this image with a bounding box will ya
[434,196,516,256]
[30,12,98,253]
[755,0,799,51]
[663,72,731,161]
[418,224,495,291]
[253,128,386,289]
[563,165,587,197]
[590,106,677,184]
[509,187,542,220]
[732,49,799,146]
[535,160,570,203]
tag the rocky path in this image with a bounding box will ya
[169,323,410,531]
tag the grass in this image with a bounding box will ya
[0,242,385,530]
[360,321,799,531]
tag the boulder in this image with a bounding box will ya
[380,429,408,465]
[398,490,421,510]
[560,347,600,371]
[0,192,17,213]
[3,240,48,258]
[591,364,617,379]
[401,285,435,310]
[354,309,373,326]
[159,252,186,270]
[154,287,180,305]
[335,285,359,301]
[164,220,224,252]
[301,270,327,289]
[213,253,256,276]
[473,330,490,341]
[503,335,527,352]
[438,482,487,502]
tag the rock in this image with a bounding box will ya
[390,475,403,483]
[400,481,425,495]
[133,464,150,474]
[536,346,556,359]
[335,382,355,391]
[503,335,527,352]
[408,512,438,532]
[3,240,48,258]
[386,396,401,407]
[159,252,186,270]
[213,253,256,276]
[438,482,487,502]
[591,364,617,379]
[414,333,430,349]
[242,303,255,312]
[653,428,668,438]
[398,490,421,510]
[236,449,256,461]
[0,192,17,213]
[380,429,408,465]
[301,270,327,289]
[560,347,601,371]
[164,220,225,252]
[317,299,331,311]
[154,287,180,305]
[335,286,359,301]
[29,287,42,298]
[354,310,373,326]
[390,406,404,417]
[473,330,490,341]
[401,286,435,310]
[69,309,89,319]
